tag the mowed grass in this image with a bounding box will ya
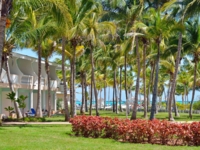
[45,110,200,122]
[0,125,199,150]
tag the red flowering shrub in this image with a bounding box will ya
[190,122,200,145]
[70,116,200,146]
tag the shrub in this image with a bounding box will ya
[70,116,200,146]
[193,101,200,110]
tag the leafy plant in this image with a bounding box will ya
[7,92,28,120]
[70,116,200,146]
[176,102,190,110]
[6,92,16,102]
[193,101,200,110]
[16,95,28,120]
[4,106,14,117]
[56,98,62,110]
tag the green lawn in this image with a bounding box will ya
[0,125,199,150]
[46,110,200,122]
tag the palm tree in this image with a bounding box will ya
[62,0,97,117]
[40,39,57,117]
[167,0,200,121]
[82,3,116,115]
[176,69,191,105]
[0,0,12,70]
[131,37,141,120]
[72,45,86,115]
[183,19,200,119]
[61,37,70,121]
[20,11,58,117]
[147,8,175,120]
[95,46,113,110]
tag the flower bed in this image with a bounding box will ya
[70,116,200,146]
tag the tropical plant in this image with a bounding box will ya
[193,101,200,110]
[4,106,14,117]
[146,8,176,120]
[16,95,28,120]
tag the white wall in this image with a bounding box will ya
[1,90,15,116]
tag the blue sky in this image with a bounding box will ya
[14,48,61,62]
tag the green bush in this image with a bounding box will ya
[193,101,200,110]
[176,102,190,110]
[26,117,46,122]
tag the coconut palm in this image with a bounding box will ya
[146,8,176,120]
[95,45,113,109]
[167,0,200,121]
[40,39,57,117]
[0,0,12,70]
[14,5,65,117]
[183,19,200,119]
[176,69,191,105]
[82,4,116,116]
[61,0,97,117]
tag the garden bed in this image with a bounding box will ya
[70,116,200,146]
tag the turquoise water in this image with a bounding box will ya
[76,100,192,106]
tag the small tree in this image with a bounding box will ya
[6,92,16,103]
[57,98,62,111]
[193,101,200,110]
[7,92,27,120]
[16,95,28,120]
[4,106,14,117]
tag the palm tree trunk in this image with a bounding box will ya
[0,55,4,81]
[45,58,51,117]
[112,82,115,112]
[143,44,147,118]
[147,62,155,111]
[150,39,161,120]
[125,54,129,118]
[5,54,22,119]
[70,61,73,116]
[89,81,93,115]
[114,68,118,114]
[0,0,13,62]
[80,72,85,114]
[168,32,182,121]
[0,17,6,71]
[36,42,42,117]
[62,37,70,121]
[166,80,171,111]
[73,49,76,116]
[103,71,107,109]
[173,95,180,117]
[84,73,88,112]
[90,43,99,116]
[189,60,197,119]
[131,37,140,120]
[119,66,122,112]
[0,0,2,18]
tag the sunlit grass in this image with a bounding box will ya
[0,125,199,150]
[45,110,200,122]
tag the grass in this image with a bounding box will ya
[0,124,199,150]
[45,110,200,122]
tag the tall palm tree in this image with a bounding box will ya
[14,2,69,116]
[147,8,175,120]
[40,39,57,117]
[183,19,200,119]
[131,36,141,120]
[82,3,116,115]
[168,0,200,121]
[95,46,113,109]
[0,0,12,70]
[63,0,97,117]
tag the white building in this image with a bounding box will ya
[0,52,68,116]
